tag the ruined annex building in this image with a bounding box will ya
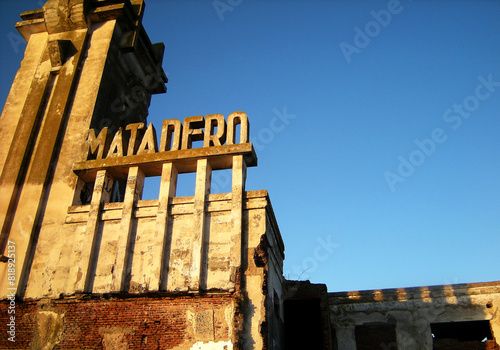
[0,1,499,349]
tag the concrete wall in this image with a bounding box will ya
[26,190,279,295]
[0,0,166,299]
[0,2,286,349]
[329,282,500,350]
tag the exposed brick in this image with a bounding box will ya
[0,294,236,349]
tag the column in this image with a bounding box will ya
[74,169,113,293]
[230,155,246,285]
[189,159,211,291]
[395,319,423,350]
[0,30,88,297]
[157,162,178,291]
[335,325,357,350]
[111,166,144,292]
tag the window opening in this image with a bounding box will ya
[141,176,161,200]
[110,179,126,203]
[431,320,496,350]
[175,172,196,197]
[78,181,94,205]
[210,169,232,194]
[284,298,323,349]
[354,324,398,350]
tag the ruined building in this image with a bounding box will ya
[0,1,499,349]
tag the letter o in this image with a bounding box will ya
[463,95,479,112]
[409,150,425,166]
[258,128,274,145]
[365,21,381,37]
[131,85,146,102]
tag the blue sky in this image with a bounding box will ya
[1,0,499,292]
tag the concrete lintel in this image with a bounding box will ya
[73,143,257,182]
[328,281,500,305]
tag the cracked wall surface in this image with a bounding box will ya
[0,1,285,349]
[329,282,500,350]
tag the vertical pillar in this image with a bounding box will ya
[157,162,178,291]
[397,318,432,350]
[190,158,211,291]
[0,30,88,297]
[111,166,144,292]
[74,169,113,293]
[418,322,434,350]
[230,155,246,285]
[335,326,357,350]
[491,321,500,350]
[0,49,52,248]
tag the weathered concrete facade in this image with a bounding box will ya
[0,1,499,349]
[329,281,500,350]
[0,1,284,349]
[0,0,167,299]
[281,280,500,350]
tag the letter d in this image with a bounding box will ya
[353,27,370,48]
[414,138,435,156]
[397,156,414,178]
[370,9,391,27]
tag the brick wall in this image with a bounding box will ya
[0,294,237,349]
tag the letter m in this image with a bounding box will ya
[86,127,109,159]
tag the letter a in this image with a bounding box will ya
[340,42,361,63]
[384,171,404,192]
[213,0,234,21]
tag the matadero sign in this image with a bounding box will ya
[87,112,249,160]
[74,112,256,181]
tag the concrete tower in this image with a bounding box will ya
[0,1,284,348]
